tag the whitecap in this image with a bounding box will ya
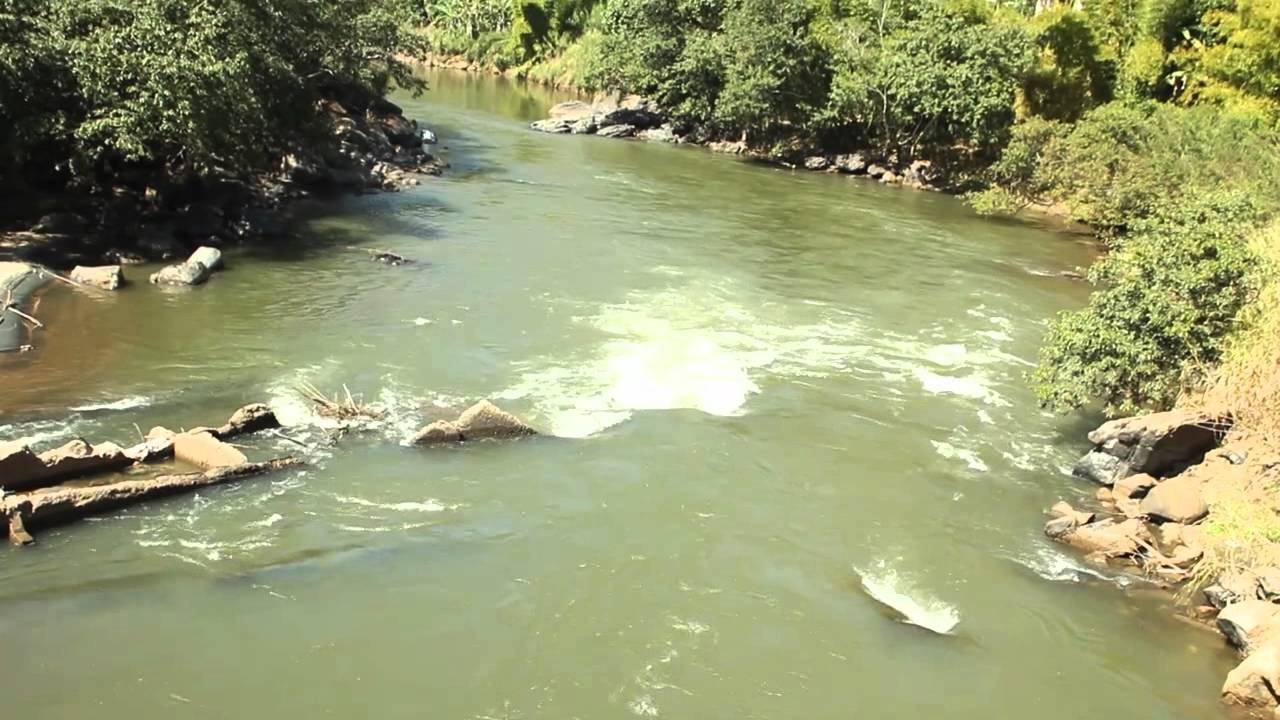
[854,561,960,635]
[334,495,451,513]
[69,395,152,412]
[931,440,989,473]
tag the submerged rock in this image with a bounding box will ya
[411,400,536,445]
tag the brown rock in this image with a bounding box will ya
[1113,473,1157,500]
[1140,474,1209,523]
[1095,487,1114,503]
[216,403,280,439]
[410,420,463,445]
[174,431,248,469]
[454,400,537,441]
[1259,568,1280,602]
[70,265,124,290]
[1059,518,1150,559]
[548,100,594,122]
[1218,600,1280,653]
[1224,642,1280,708]
[123,427,177,463]
[0,440,52,492]
[37,439,132,481]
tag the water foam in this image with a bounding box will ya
[68,395,153,412]
[854,560,960,635]
[334,495,453,513]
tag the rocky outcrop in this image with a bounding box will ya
[0,438,132,493]
[411,400,537,445]
[1219,601,1280,654]
[532,95,672,142]
[2,457,302,545]
[149,246,222,286]
[1073,411,1226,485]
[70,265,124,290]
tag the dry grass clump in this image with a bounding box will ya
[1191,219,1280,444]
[1191,480,1280,591]
[295,382,385,421]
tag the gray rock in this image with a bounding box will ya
[804,156,831,171]
[866,164,888,179]
[187,246,224,272]
[70,265,124,290]
[418,127,438,145]
[150,260,211,286]
[547,100,594,122]
[638,124,678,143]
[1086,411,1224,478]
[1073,450,1128,485]
[411,400,536,445]
[531,119,574,134]
[880,171,901,184]
[570,118,597,135]
[833,153,867,174]
[597,124,637,139]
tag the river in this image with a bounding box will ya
[0,70,1239,718]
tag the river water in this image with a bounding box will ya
[0,70,1238,718]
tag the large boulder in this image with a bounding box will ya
[411,401,536,445]
[1219,601,1280,654]
[1140,474,1209,523]
[70,265,124,290]
[596,95,663,129]
[597,124,636,139]
[547,100,594,122]
[174,431,248,469]
[0,441,52,492]
[1223,642,1280,709]
[833,153,868,174]
[1075,410,1225,485]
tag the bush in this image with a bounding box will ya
[1021,7,1114,122]
[1034,192,1265,414]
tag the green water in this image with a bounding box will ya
[0,70,1238,718]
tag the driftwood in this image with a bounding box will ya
[2,289,42,328]
[2,457,303,545]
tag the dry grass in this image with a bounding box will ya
[1191,219,1280,444]
[295,382,385,421]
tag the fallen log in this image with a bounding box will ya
[2,457,302,545]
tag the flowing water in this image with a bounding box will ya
[0,70,1239,718]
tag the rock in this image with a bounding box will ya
[1259,568,1280,602]
[282,151,330,185]
[1113,473,1157,499]
[412,401,536,445]
[418,127,438,145]
[0,441,52,492]
[531,118,574,134]
[804,156,831,171]
[1045,515,1079,539]
[36,439,132,483]
[31,212,88,235]
[1166,543,1204,569]
[187,246,224,272]
[866,164,888,179]
[548,100,594,122]
[70,265,124,290]
[596,95,664,129]
[410,420,464,445]
[1095,486,1114,503]
[150,260,211,286]
[880,171,901,184]
[1219,600,1280,653]
[708,140,748,155]
[373,113,419,146]
[1082,411,1226,481]
[597,124,637,139]
[1140,474,1209,523]
[1057,518,1149,559]
[902,159,938,187]
[174,431,249,470]
[1048,501,1094,525]
[215,404,280,439]
[1223,642,1280,709]
[833,154,867,174]
[123,427,176,463]
[1073,450,1127,485]
[638,124,678,143]
[570,118,596,135]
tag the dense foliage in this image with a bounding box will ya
[0,0,424,188]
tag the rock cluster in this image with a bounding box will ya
[150,245,224,286]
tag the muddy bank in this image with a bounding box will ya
[1045,410,1280,716]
